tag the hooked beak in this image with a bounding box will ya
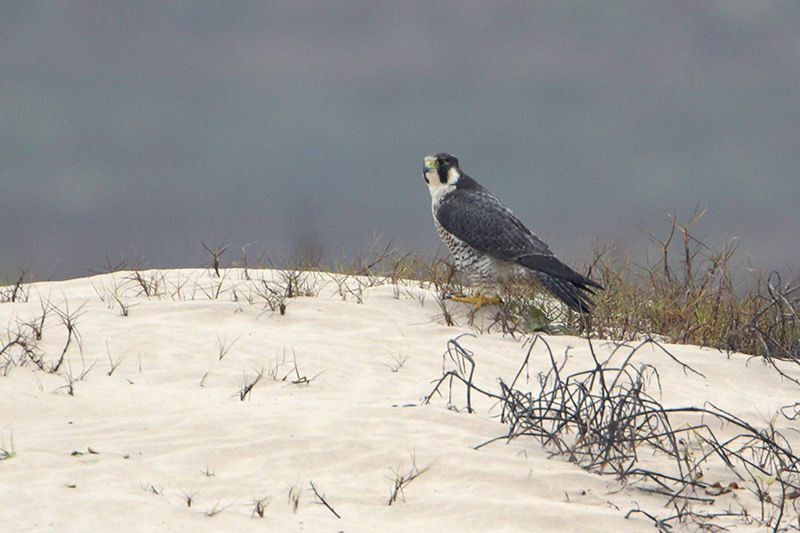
[423,158,437,183]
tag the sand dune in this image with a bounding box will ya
[1,269,797,531]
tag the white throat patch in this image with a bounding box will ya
[426,167,460,204]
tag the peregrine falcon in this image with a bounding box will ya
[423,153,603,314]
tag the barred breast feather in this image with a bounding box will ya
[433,176,602,313]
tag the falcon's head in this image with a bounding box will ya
[423,153,460,197]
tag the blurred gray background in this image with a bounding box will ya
[2,1,799,280]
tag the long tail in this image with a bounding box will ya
[532,271,600,314]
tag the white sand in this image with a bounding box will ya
[1,269,797,531]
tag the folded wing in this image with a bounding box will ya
[435,188,602,313]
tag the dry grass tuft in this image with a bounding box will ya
[582,210,798,368]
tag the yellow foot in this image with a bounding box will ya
[451,292,501,310]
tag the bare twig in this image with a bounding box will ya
[309,481,341,519]
[388,453,430,505]
[426,334,800,528]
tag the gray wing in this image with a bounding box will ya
[436,188,550,260]
[436,188,602,312]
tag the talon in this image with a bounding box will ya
[451,292,501,310]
